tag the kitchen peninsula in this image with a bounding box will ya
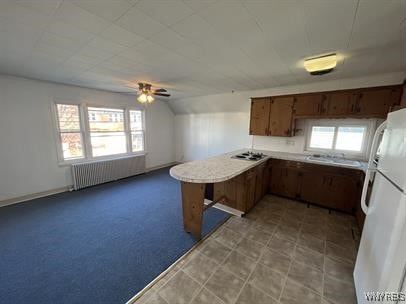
[170,150,367,238]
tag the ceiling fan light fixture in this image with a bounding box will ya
[304,53,337,75]
[147,94,154,103]
[137,93,148,103]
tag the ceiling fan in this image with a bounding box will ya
[137,83,170,103]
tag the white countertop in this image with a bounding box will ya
[169,149,367,183]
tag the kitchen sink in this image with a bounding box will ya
[306,155,361,167]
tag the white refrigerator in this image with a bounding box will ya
[354,108,406,303]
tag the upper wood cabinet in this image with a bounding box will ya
[269,96,294,136]
[249,97,271,135]
[353,87,402,117]
[325,91,355,116]
[249,84,402,137]
[293,94,326,117]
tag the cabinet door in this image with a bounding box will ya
[249,98,271,135]
[262,162,271,197]
[246,170,257,211]
[224,179,237,209]
[326,92,354,116]
[254,162,267,203]
[270,166,285,195]
[293,94,325,117]
[270,166,300,199]
[324,174,358,212]
[355,88,402,117]
[300,171,326,204]
[269,96,294,136]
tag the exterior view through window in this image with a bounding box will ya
[55,104,145,163]
[130,110,144,152]
[307,120,370,156]
[56,104,84,160]
[88,107,126,157]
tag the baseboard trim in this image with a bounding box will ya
[0,186,72,208]
[0,162,178,208]
[126,216,230,304]
[145,162,178,172]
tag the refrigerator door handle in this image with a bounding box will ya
[361,121,387,214]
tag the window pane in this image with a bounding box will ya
[335,126,365,151]
[88,107,124,132]
[60,132,84,160]
[90,132,126,157]
[57,104,80,130]
[309,126,335,149]
[132,131,144,152]
[130,110,143,131]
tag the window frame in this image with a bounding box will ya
[305,119,375,159]
[129,109,146,154]
[53,102,146,165]
[85,105,128,159]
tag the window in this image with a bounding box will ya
[130,110,144,152]
[306,119,374,157]
[54,103,145,163]
[55,104,84,160]
[88,107,127,157]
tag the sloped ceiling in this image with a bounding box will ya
[0,0,405,100]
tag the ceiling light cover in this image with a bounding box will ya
[304,54,337,74]
[137,93,148,103]
[147,95,154,103]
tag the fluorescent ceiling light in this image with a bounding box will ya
[304,53,337,75]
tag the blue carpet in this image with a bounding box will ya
[0,167,229,304]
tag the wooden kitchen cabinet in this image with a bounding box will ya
[245,168,257,211]
[293,94,326,117]
[353,87,402,117]
[254,160,271,203]
[325,91,355,116]
[262,161,271,197]
[323,174,359,213]
[269,160,363,213]
[269,96,294,136]
[249,97,271,135]
[270,165,301,199]
[249,85,402,138]
[300,171,326,204]
[214,163,265,213]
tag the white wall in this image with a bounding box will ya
[173,72,405,162]
[0,75,175,202]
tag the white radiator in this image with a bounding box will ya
[71,155,146,190]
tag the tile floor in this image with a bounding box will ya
[133,195,361,304]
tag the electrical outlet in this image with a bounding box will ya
[286,139,295,146]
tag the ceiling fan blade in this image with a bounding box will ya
[154,88,167,93]
[153,93,171,97]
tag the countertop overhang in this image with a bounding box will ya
[169,149,367,183]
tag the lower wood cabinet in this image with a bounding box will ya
[213,161,269,213]
[213,158,364,215]
[269,159,364,213]
[270,166,301,199]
